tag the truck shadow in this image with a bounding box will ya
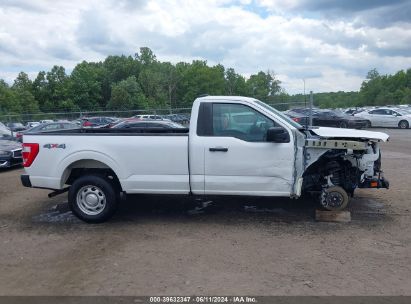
[117,195,316,223]
[32,194,389,225]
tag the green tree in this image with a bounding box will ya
[32,71,49,110]
[0,80,20,114]
[107,76,148,110]
[225,68,247,96]
[175,60,225,107]
[14,89,39,114]
[69,61,105,110]
[102,55,141,103]
[13,72,33,93]
[246,70,281,102]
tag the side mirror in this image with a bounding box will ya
[267,127,290,143]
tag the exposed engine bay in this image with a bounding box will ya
[300,128,389,211]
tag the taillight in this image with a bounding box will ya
[83,121,92,127]
[22,143,39,167]
[292,117,301,122]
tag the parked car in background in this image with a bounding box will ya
[81,117,119,128]
[17,122,79,141]
[164,114,190,124]
[287,107,319,116]
[134,114,165,120]
[0,136,22,168]
[111,119,185,129]
[7,122,26,132]
[26,122,40,129]
[344,108,365,115]
[285,109,368,128]
[354,108,411,128]
[40,120,54,124]
[311,110,369,129]
[0,123,13,138]
[284,111,309,126]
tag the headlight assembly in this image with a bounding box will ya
[0,150,12,157]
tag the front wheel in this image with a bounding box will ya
[398,120,409,129]
[319,186,349,211]
[68,175,118,223]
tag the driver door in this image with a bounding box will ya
[203,103,295,196]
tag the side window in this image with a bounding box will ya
[212,103,277,142]
[129,123,145,128]
[148,123,164,128]
[42,124,59,130]
[370,109,384,115]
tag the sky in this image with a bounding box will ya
[0,0,411,94]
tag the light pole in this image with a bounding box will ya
[302,78,306,108]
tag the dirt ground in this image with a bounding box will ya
[0,128,410,296]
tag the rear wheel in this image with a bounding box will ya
[339,121,348,128]
[68,175,118,223]
[398,120,409,129]
[319,186,349,211]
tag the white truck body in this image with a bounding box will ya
[21,96,389,222]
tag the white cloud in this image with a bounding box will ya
[0,0,410,94]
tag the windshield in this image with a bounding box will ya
[253,99,303,129]
[395,109,411,115]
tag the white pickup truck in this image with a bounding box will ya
[21,96,389,223]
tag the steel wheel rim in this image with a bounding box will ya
[325,191,344,208]
[76,185,106,216]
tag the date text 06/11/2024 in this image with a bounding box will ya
[149,296,257,303]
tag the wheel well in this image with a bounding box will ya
[302,151,359,194]
[63,159,122,191]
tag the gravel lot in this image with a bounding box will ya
[0,128,410,296]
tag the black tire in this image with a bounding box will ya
[339,121,348,128]
[365,120,371,128]
[398,120,409,129]
[68,175,118,223]
[319,186,349,211]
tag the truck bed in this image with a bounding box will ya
[23,128,190,193]
[25,127,190,136]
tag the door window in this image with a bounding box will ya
[212,103,276,142]
[369,109,390,115]
[41,124,60,130]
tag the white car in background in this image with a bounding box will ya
[26,122,40,128]
[354,107,411,129]
[0,123,12,137]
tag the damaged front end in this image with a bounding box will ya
[299,128,389,210]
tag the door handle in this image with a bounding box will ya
[209,147,228,152]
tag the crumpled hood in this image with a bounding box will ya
[310,127,389,142]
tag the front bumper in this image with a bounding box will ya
[348,120,368,129]
[359,176,389,189]
[0,156,22,168]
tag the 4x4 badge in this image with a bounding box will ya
[43,144,66,149]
